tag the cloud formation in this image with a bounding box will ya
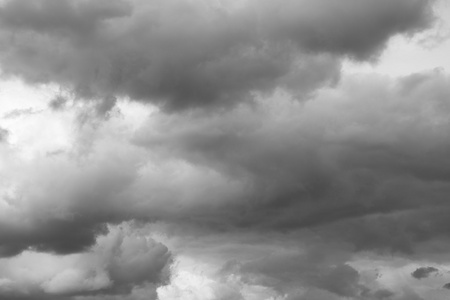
[0,223,172,300]
[2,69,450,257]
[130,70,450,253]
[1,0,449,299]
[2,68,450,299]
[0,0,434,111]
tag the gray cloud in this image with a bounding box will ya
[0,0,132,36]
[213,243,393,299]
[237,255,366,297]
[0,151,139,257]
[0,1,447,297]
[0,127,7,141]
[0,6,448,300]
[2,69,450,261]
[411,266,439,279]
[0,220,106,257]
[2,108,42,119]
[132,69,450,234]
[372,289,395,299]
[0,0,434,111]
[48,95,68,110]
[0,223,172,300]
[257,0,434,59]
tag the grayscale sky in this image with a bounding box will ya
[1,0,450,299]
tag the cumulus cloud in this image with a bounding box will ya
[0,222,172,300]
[0,0,434,111]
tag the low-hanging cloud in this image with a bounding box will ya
[0,0,434,111]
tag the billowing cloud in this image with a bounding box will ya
[0,1,449,299]
[2,70,450,298]
[0,0,434,111]
[0,222,172,300]
[2,69,450,259]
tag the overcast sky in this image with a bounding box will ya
[1,0,450,299]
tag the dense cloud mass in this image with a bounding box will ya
[0,0,434,111]
[1,0,450,299]
[131,70,450,245]
[2,68,450,299]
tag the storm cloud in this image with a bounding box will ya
[2,68,450,299]
[130,70,450,246]
[0,0,434,111]
[0,0,449,299]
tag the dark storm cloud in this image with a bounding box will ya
[2,69,450,262]
[411,266,439,279]
[0,218,106,257]
[1,68,450,300]
[0,0,434,111]
[258,0,434,60]
[0,1,446,299]
[130,69,450,254]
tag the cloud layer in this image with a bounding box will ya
[2,68,450,299]
[0,0,433,111]
[1,0,449,299]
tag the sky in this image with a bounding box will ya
[0,0,450,299]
